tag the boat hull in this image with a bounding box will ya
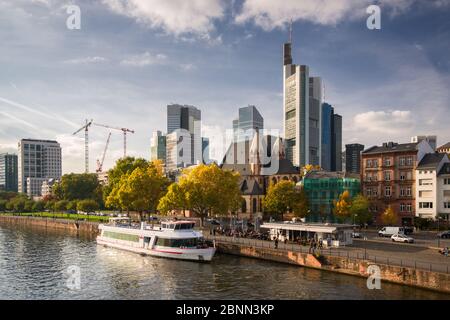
[96,237,216,262]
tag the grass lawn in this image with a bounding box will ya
[0,211,111,222]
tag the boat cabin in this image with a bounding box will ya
[161,221,196,230]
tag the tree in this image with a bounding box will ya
[0,199,7,212]
[349,194,372,225]
[333,190,352,220]
[13,198,26,212]
[54,173,103,205]
[263,180,305,220]
[103,157,150,208]
[24,200,35,212]
[106,161,169,219]
[381,205,398,226]
[32,201,45,212]
[157,164,242,221]
[77,199,99,213]
[66,200,78,211]
[55,200,69,212]
[45,200,57,212]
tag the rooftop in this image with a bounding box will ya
[438,142,450,150]
[362,142,418,155]
[417,153,447,169]
[303,170,359,180]
[439,163,450,176]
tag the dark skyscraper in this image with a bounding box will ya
[345,143,365,174]
[0,153,18,192]
[321,103,342,171]
[333,114,342,171]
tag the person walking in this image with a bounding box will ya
[274,238,279,249]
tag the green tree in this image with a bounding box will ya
[0,199,7,212]
[76,199,99,213]
[24,200,35,212]
[106,161,169,219]
[381,205,398,226]
[45,200,57,212]
[32,201,45,212]
[349,194,372,225]
[263,180,303,220]
[55,200,69,212]
[54,173,103,205]
[13,198,26,212]
[158,164,242,221]
[66,200,78,211]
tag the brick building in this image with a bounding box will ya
[361,140,434,226]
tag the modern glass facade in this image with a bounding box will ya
[150,131,166,163]
[233,105,264,142]
[302,172,360,223]
[321,103,333,171]
[0,153,18,192]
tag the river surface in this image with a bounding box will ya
[0,223,448,300]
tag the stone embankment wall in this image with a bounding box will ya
[0,215,99,234]
[217,242,450,294]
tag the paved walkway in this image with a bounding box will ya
[205,235,450,274]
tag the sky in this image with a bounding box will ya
[0,0,449,174]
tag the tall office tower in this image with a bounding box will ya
[321,103,333,171]
[332,114,342,171]
[166,104,202,168]
[202,137,210,164]
[150,131,166,164]
[232,105,264,142]
[411,135,437,151]
[18,139,62,197]
[0,153,18,192]
[166,130,192,172]
[308,77,323,166]
[345,143,365,174]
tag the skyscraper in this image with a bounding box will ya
[18,139,62,197]
[345,143,365,174]
[150,131,166,164]
[166,104,202,170]
[232,105,264,142]
[321,103,342,171]
[332,114,342,171]
[202,137,210,164]
[0,153,18,192]
[283,28,323,167]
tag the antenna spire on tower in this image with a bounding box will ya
[289,18,293,44]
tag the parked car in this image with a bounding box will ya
[351,232,362,238]
[391,233,414,243]
[378,226,405,237]
[437,231,450,239]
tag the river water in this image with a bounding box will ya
[0,224,448,300]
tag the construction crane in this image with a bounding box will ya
[96,132,112,173]
[93,122,135,157]
[73,119,93,173]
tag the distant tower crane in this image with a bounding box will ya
[96,132,112,173]
[93,122,135,157]
[73,119,93,173]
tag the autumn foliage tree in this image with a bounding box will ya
[157,164,242,221]
[349,194,372,225]
[333,190,352,220]
[263,180,309,220]
[106,161,169,219]
[381,205,398,226]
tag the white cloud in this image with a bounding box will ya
[352,110,414,135]
[120,52,167,67]
[63,56,108,64]
[102,0,225,37]
[235,0,450,30]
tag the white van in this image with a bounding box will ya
[378,226,405,237]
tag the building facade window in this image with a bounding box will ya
[385,186,391,197]
[419,202,433,209]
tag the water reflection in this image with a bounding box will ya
[0,223,448,300]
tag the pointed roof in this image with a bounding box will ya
[417,153,447,169]
[239,179,264,195]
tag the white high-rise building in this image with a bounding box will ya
[283,32,322,167]
[18,139,62,197]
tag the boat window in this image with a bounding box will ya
[155,237,199,248]
[161,224,166,229]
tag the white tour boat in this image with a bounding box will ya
[97,218,216,262]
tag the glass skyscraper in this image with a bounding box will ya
[232,105,264,142]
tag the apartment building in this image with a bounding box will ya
[361,140,434,226]
[415,153,450,220]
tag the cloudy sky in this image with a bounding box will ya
[1,0,449,173]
